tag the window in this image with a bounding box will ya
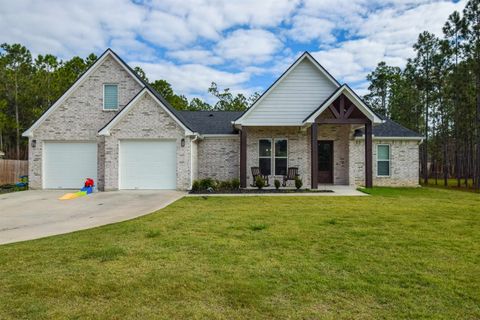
[377,144,390,176]
[103,84,118,110]
[274,139,288,175]
[258,138,288,176]
[259,139,272,175]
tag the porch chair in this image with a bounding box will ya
[282,167,299,187]
[250,166,270,187]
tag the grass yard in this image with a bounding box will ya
[424,178,479,193]
[0,188,479,319]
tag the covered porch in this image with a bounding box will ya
[238,87,379,190]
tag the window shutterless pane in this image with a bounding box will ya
[275,158,287,175]
[259,158,271,175]
[259,139,271,157]
[378,160,390,176]
[104,84,118,110]
[377,145,390,160]
[275,139,287,157]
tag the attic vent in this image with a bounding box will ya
[208,114,214,117]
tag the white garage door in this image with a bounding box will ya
[119,140,177,189]
[43,141,97,189]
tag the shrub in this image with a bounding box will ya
[218,180,232,191]
[231,178,240,190]
[274,179,281,190]
[255,176,265,189]
[191,180,201,192]
[199,178,215,190]
[295,176,303,190]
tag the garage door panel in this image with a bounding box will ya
[44,142,97,189]
[119,140,177,189]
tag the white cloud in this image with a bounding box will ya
[309,0,467,87]
[132,60,251,95]
[0,0,468,97]
[288,16,336,44]
[0,0,145,58]
[166,49,223,65]
[215,29,283,65]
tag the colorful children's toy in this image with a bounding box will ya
[59,178,95,200]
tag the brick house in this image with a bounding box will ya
[23,49,423,190]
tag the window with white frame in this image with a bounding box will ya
[274,139,288,175]
[377,144,390,176]
[259,139,272,175]
[258,139,288,176]
[103,84,118,110]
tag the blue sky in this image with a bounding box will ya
[0,0,465,102]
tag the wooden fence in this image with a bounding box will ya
[0,160,28,185]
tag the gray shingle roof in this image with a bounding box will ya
[178,111,243,134]
[354,117,423,138]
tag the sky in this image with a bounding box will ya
[0,0,466,102]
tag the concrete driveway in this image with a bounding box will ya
[0,190,185,245]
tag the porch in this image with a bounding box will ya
[238,92,374,189]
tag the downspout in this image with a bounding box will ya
[189,134,200,190]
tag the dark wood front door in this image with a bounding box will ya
[318,141,333,183]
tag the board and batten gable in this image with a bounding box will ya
[239,58,338,125]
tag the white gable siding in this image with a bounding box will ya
[242,59,338,125]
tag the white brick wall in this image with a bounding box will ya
[349,139,420,187]
[104,93,191,190]
[28,55,142,189]
[245,126,311,188]
[197,137,239,181]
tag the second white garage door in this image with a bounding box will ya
[119,140,177,189]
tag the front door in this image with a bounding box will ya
[318,141,333,184]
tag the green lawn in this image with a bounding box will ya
[0,188,479,319]
[424,178,478,193]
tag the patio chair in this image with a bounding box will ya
[282,167,299,187]
[250,166,270,187]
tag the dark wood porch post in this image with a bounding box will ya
[240,128,247,188]
[365,121,373,188]
[310,123,318,189]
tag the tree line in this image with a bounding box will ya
[364,0,480,190]
[0,44,258,160]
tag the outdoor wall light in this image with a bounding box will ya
[181,138,185,147]
[31,139,36,148]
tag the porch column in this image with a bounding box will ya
[310,123,318,189]
[240,128,247,188]
[365,121,373,188]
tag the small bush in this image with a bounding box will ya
[199,178,215,191]
[274,179,281,190]
[218,180,232,191]
[191,180,201,192]
[231,178,240,190]
[295,176,303,190]
[255,176,265,189]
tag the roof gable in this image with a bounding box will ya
[23,49,144,137]
[234,52,340,126]
[303,85,383,124]
[98,88,194,136]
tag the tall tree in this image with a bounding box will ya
[0,43,32,159]
[413,31,440,184]
[443,10,466,187]
[208,82,258,111]
[462,0,480,189]
[364,62,401,117]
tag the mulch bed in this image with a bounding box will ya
[189,189,334,194]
